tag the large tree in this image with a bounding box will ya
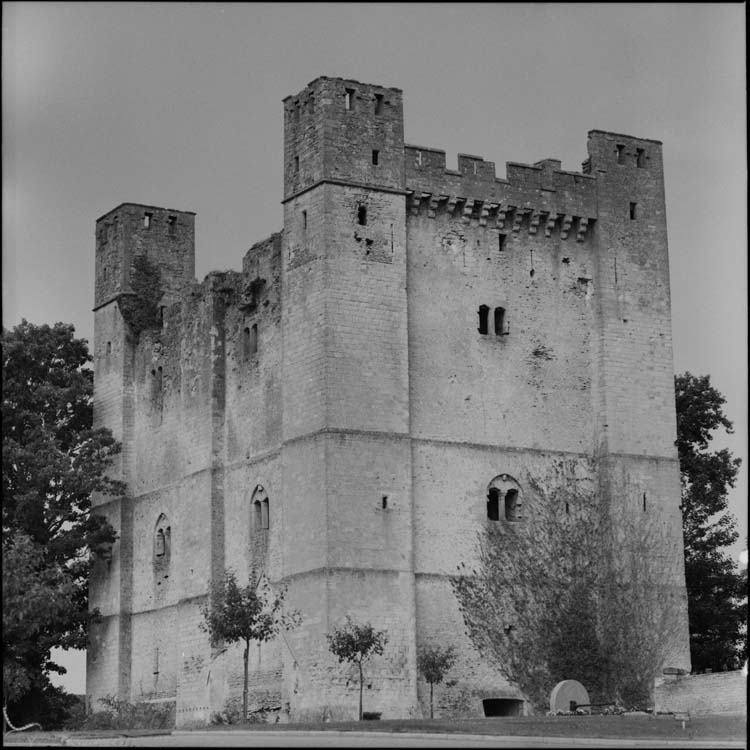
[675,372,746,672]
[2,320,123,719]
[453,460,684,712]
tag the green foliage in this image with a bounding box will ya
[2,534,77,705]
[199,570,298,723]
[675,373,746,671]
[453,460,681,712]
[118,254,164,336]
[82,695,175,730]
[417,645,456,718]
[326,616,388,720]
[2,320,122,719]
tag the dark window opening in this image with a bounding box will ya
[565,502,570,514]
[374,93,384,114]
[471,201,481,220]
[372,149,379,165]
[629,202,637,220]
[483,699,524,717]
[478,305,490,335]
[144,212,152,229]
[505,489,520,521]
[302,209,307,230]
[636,148,645,168]
[487,488,500,521]
[261,498,269,529]
[382,496,388,510]
[358,206,367,226]
[155,529,165,557]
[294,155,299,173]
[494,307,506,336]
[643,492,647,512]
[498,233,506,252]
[616,144,625,164]
[106,341,112,355]
[344,88,354,110]
[168,216,176,235]
[243,324,258,359]
[102,266,108,280]
[253,500,262,530]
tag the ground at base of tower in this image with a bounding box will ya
[4,713,745,746]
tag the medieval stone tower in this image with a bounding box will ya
[88,76,691,725]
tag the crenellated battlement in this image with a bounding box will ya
[404,144,597,239]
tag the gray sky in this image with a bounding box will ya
[3,3,746,695]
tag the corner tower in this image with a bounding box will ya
[89,203,195,702]
[280,78,418,719]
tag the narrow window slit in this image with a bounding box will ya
[616,144,625,164]
[630,202,637,220]
[358,206,367,226]
[374,94,384,114]
[372,149,379,166]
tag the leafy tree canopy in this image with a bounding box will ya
[199,570,297,722]
[2,320,122,716]
[675,372,746,671]
[326,616,388,720]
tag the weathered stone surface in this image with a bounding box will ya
[89,76,691,726]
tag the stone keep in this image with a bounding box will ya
[88,76,691,724]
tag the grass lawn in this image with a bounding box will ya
[4,714,746,743]
[197,714,746,740]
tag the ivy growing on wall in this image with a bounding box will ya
[119,255,164,337]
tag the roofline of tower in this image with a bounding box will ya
[588,129,663,145]
[96,203,197,223]
[283,76,402,102]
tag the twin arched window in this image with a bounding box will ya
[487,475,522,522]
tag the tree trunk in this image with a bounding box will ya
[430,682,434,719]
[358,661,364,721]
[243,640,249,723]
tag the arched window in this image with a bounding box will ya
[251,486,269,531]
[487,488,500,521]
[154,514,171,563]
[486,475,523,522]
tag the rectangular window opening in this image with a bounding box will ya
[144,212,152,229]
[344,88,354,111]
[636,148,645,168]
[372,149,379,166]
[168,216,177,234]
[616,144,625,164]
[494,307,506,336]
[374,93,384,115]
[629,202,637,220]
[478,305,489,335]
[498,233,507,252]
[294,155,299,173]
[302,209,307,231]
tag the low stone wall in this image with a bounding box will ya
[654,670,746,716]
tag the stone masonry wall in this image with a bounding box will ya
[654,670,746,716]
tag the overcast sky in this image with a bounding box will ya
[3,2,746,695]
